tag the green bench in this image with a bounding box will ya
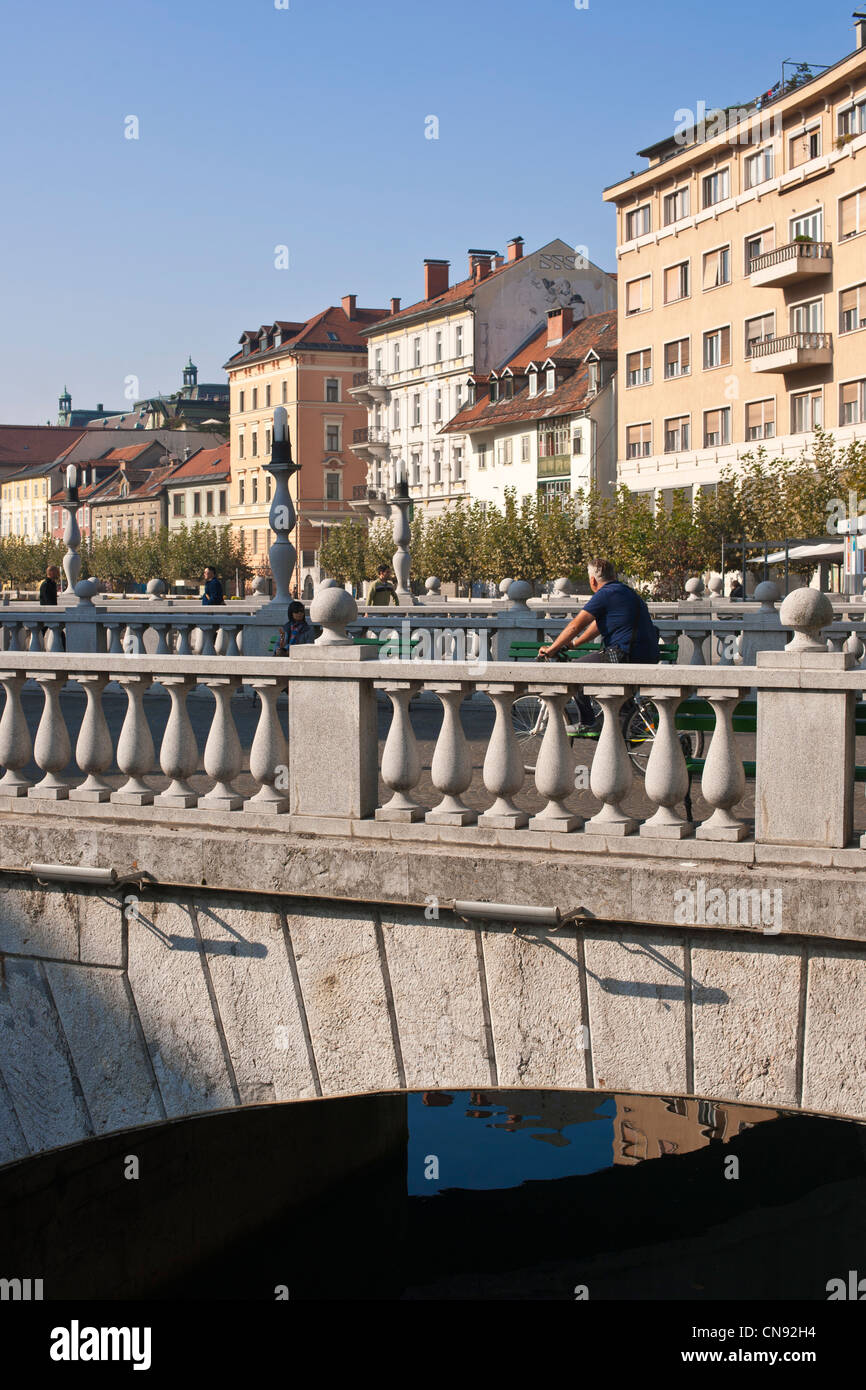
[507,639,681,664]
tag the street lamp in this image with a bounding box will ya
[62,463,82,595]
[265,407,300,604]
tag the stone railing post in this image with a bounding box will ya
[245,677,289,813]
[155,675,200,808]
[28,671,71,800]
[200,677,243,810]
[639,688,693,838]
[112,674,155,804]
[583,685,638,835]
[375,680,425,821]
[69,673,114,802]
[528,686,582,832]
[740,580,784,665]
[756,590,855,849]
[426,683,477,825]
[288,587,378,820]
[478,682,528,829]
[0,670,32,796]
[695,688,749,841]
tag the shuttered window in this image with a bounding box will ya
[840,380,866,426]
[625,276,651,314]
[703,326,731,369]
[664,338,690,378]
[703,408,731,447]
[746,399,776,440]
[626,348,652,386]
[626,423,652,458]
[702,246,730,290]
[839,189,866,239]
[664,261,690,303]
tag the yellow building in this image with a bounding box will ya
[604,19,866,507]
[1,464,57,540]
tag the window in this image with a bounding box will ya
[790,298,823,334]
[476,444,488,470]
[412,393,421,425]
[326,332,338,342]
[503,376,513,400]
[325,473,341,500]
[219,490,227,514]
[703,326,731,369]
[173,494,185,517]
[252,388,258,410]
[413,336,421,367]
[95,518,102,539]
[266,384,271,407]
[252,475,258,504]
[265,428,271,454]
[251,530,258,553]
[626,348,651,387]
[251,432,258,457]
[391,397,400,429]
[266,476,272,502]
[374,349,382,374]
[625,275,651,314]
[839,99,866,138]
[435,330,443,362]
[702,167,730,207]
[789,124,821,168]
[790,209,823,242]
[745,227,775,271]
[454,383,462,410]
[572,432,582,454]
[138,517,144,538]
[149,516,156,535]
[434,388,442,422]
[840,379,866,425]
[840,283,866,333]
[239,476,245,505]
[839,188,866,239]
[625,203,651,239]
[538,420,571,457]
[664,415,690,452]
[453,447,463,480]
[326,424,340,451]
[281,380,288,403]
[702,245,730,290]
[455,325,463,356]
[545,368,556,393]
[106,519,112,538]
[239,390,245,412]
[432,449,442,483]
[663,186,690,225]
[206,491,214,515]
[393,344,400,373]
[744,146,774,189]
[791,389,823,433]
[746,398,776,440]
[664,260,690,303]
[703,407,731,447]
[626,423,652,458]
[521,434,530,462]
[744,312,775,356]
[193,492,201,516]
[411,452,421,485]
[528,369,539,397]
[326,378,339,402]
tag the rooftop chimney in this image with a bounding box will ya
[390,297,401,315]
[468,249,495,282]
[342,294,357,320]
[856,11,866,49]
[546,306,574,346]
[507,237,524,262]
[424,259,450,299]
[96,403,103,412]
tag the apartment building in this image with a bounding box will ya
[48,442,168,541]
[441,307,617,509]
[351,238,617,516]
[164,444,231,534]
[604,19,866,506]
[223,299,388,591]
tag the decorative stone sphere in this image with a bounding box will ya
[552,577,573,595]
[74,579,100,605]
[499,577,514,596]
[317,577,338,590]
[146,578,166,599]
[507,579,532,607]
[251,576,269,595]
[754,580,781,610]
[684,577,704,600]
[779,587,833,651]
[707,575,724,596]
[310,585,358,643]
[425,576,441,593]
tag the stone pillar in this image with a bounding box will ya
[756,590,855,849]
[491,580,539,660]
[740,580,785,666]
[288,587,378,820]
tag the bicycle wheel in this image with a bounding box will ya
[511,695,547,771]
[624,703,705,776]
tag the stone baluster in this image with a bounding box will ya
[426,682,476,825]
[478,683,528,829]
[716,629,737,666]
[174,623,193,656]
[639,688,694,838]
[0,671,32,795]
[685,628,708,665]
[106,623,124,655]
[3,623,21,652]
[45,622,64,653]
[375,681,426,822]
[199,625,217,657]
[199,677,243,810]
[696,688,749,841]
[152,622,172,656]
[69,674,114,802]
[155,675,200,808]
[125,623,146,655]
[245,677,289,813]
[112,674,155,804]
[27,671,71,799]
[223,625,241,658]
[844,630,865,664]
[24,622,42,652]
[583,686,638,835]
[528,686,582,832]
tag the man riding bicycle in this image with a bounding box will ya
[537,559,659,729]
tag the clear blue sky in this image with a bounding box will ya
[0,0,850,423]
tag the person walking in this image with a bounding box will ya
[201,566,224,606]
[537,558,659,728]
[365,563,398,606]
[275,600,316,652]
[39,565,60,605]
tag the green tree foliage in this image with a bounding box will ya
[0,524,248,592]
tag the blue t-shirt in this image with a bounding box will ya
[583,581,658,661]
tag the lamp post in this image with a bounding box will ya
[62,463,82,596]
[389,458,416,604]
[265,407,300,604]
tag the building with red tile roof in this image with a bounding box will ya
[164,443,231,530]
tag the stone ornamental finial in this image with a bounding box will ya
[425,576,441,594]
[251,576,269,596]
[780,588,833,652]
[146,578,166,601]
[506,579,532,609]
[317,577,338,591]
[499,578,514,596]
[707,575,723,597]
[310,586,357,645]
[74,579,100,606]
[753,580,781,613]
[685,577,704,600]
[552,577,574,595]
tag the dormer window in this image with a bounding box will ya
[503,378,514,399]
[546,368,556,394]
[528,369,538,398]
[274,332,282,348]
[588,362,599,393]
[467,382,476,405]
[489,380,499,403]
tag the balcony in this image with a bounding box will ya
[348,370,389,405]
[749,240,832,288]
[750,331,833,373]
[350,425,391,460]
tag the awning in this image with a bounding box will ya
[748,542,844,564]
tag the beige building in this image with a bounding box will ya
[604,19,866,506]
